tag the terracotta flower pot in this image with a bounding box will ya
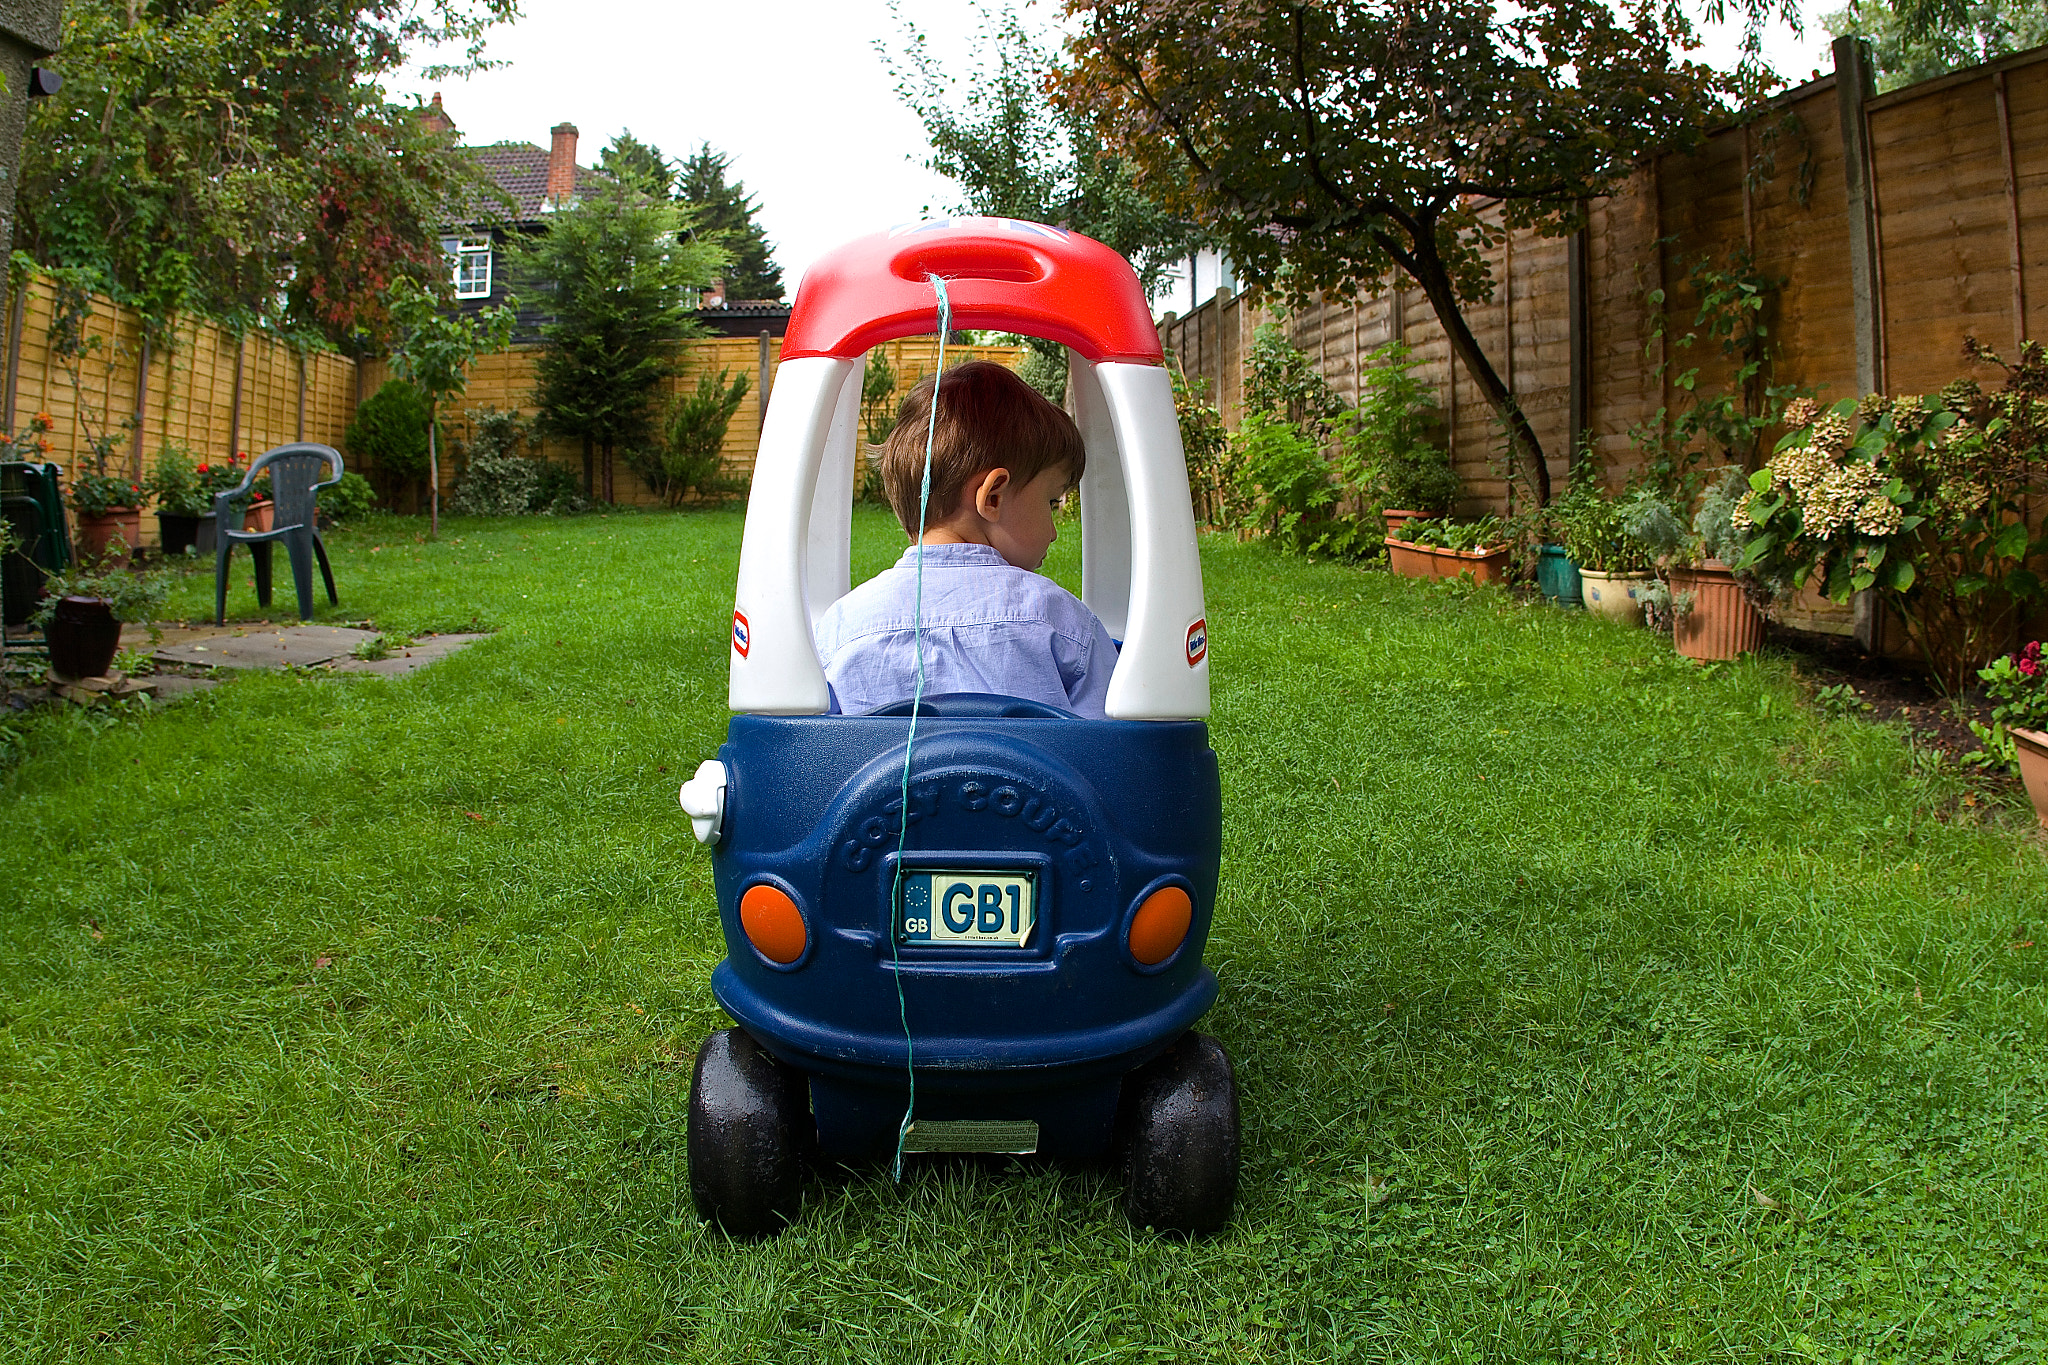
[1384,537,1511,585]
[1381,508,1430,539]
[45,595,122,679]
[1579,569,1656,625]
[2011,727,2048,829]
[1669,562,1766,660]
[243,499,275,533]
[75,510,142,566]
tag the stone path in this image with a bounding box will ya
[127,622,489,693]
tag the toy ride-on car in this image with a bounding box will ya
[678,217,1236,1236]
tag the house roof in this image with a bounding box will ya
[463,143,611,224]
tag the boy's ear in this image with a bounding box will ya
[972,467,1014,520]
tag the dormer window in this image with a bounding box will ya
[444,237,492,299]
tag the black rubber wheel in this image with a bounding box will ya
[687,1028,810,1237]
[1116,1031,1240,1235]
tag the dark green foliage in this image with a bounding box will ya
[632,370,750,506]
[18,0,512,343]
[1060,0,1749,503]
[1824,0,2048,88]
[344,380,432,490]
[599,130,675,199]
[861,348,899,446]
[317,471,377,523]
[4,508,2047,1358]
[449,409,546,516]
[517,184,723,501]
[1243,323,1345,438]
[676,145,783,303]
[1342,344,1456,514]
[1173,367,1229,524]
[890,3,1202,298]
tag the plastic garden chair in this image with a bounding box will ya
[214,443,343,624]
[1,461,72,627]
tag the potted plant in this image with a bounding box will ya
[30,556,172,680]
[1970,642,2048,826]
[1665,470,1768,659]
[1386,514,1511,584]
[147,445,216,555]
[1557,487,1658,623]
[70,471,147,566]
[1530,475,1602,607]
[1339,343,1455,537]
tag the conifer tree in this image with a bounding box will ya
[516,184,724,502]
[675,145,784,302]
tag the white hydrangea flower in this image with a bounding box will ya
[1854,496,1902,536]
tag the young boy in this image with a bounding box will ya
[813,360,1120,717]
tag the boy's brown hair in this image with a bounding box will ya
[879,359,1085,536]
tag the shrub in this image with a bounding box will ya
[450,409,543,516]
[1227,414,1379,559]
[146,445,211,517]
[1735,341,2048,690]
[1173,367,1230,525]
[1243,323,1345,437]
[633,369,749,506]
[1336,342,1453,514]
[1017,346,1068,404]
[532,461,588,515]
[318,472,376,523]
[346,380,431,489]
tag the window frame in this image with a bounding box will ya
[445,236,493,300]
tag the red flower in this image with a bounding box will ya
[196,464,210,473]
[2022,658,2039,678]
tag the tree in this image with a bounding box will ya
[516,185,725,503]
[888,3,1205,298]
[1824,0,2048,88]
[346,379,432,509]
[384,280,515,537]
[1056,0,1741,505]
[17,0,511,346]
[675,145,784,302]
[888,2,1206,397]
[600,131,676,199]
[630,369,750,506]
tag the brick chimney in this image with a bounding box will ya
[420,91,455,135]
[547,122,579,207]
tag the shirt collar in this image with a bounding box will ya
[893,541,1009,569]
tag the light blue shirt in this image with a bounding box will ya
[814,542,1119,717]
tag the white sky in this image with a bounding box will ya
[392,1,1833,310]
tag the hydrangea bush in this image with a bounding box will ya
[1735,341,2048,690]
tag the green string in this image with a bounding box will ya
[887,274,951,1182]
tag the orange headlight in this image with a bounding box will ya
[1128,886,1192,966]
[740,884,808,965]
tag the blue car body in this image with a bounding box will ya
[708,695,1222,1161]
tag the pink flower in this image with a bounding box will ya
[2021,658,2039,678]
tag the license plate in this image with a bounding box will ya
[899,870,1037,947]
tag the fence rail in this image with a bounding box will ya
[1159,38,2048,521]
[0,268,1024,534]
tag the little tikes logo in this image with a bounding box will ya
[1185,618,1207,666]
[732,611,751,658]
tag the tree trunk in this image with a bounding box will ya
[603,440,615,504]
[428,401,440,539]
[582,435,595,497]
[1404,236,1552,506]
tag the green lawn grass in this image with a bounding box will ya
[3,505,2045,1362]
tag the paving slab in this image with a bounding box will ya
[329,633,490,675]
[152,624,380,670]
